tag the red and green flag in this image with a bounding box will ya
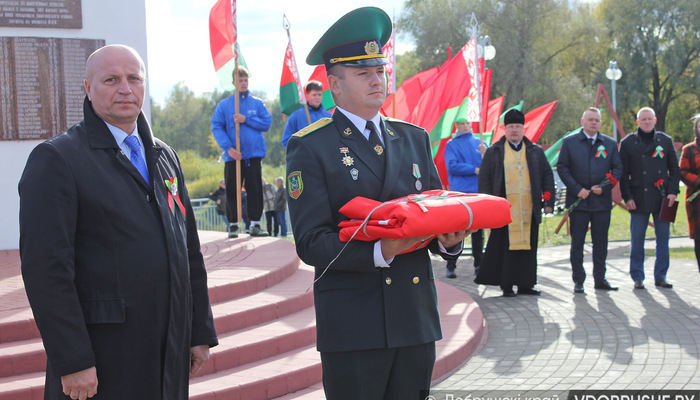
[209,0,248,91]
[409,38,478,156]
[307,65,336,111]
[491,100,557,144]
[280,41,305,116]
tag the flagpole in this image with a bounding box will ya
[470,13,484,145]
[391,10,396,118]
[283,14,311,125]
[232,0,242,226]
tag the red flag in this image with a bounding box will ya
[382,31,396,94]
[523,101,557,143]
[472,67,491,133]
[491,100,557,144]
[410,39,476,147]
[380,67,439,120]
[485,95,504,133]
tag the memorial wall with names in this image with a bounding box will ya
[0,37,104,140]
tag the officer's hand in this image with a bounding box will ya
[227,148,242,161]
[591,185,603,195]
[437,229,472,249]
[190,345,210,375]
[626,199,636,210]
[578,188,590,199]
[667,194,676,205]
[381,236,433,259]
[544,206,553,214]
[61,367,97,400]
[233,113,246,123]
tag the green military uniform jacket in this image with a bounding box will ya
[286,110,459,353]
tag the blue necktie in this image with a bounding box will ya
[124,135,150,186]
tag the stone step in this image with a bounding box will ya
[189,345,322,400]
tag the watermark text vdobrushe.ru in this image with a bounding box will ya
[421,390,700,400]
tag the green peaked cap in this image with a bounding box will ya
[306,7,393,67]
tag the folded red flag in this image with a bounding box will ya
[338,190,512,244]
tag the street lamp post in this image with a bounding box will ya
[478,35,496,61]
[605,61,622,142]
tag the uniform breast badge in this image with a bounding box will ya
[412,163,422,191]
[350,168,359,181]
[340,147,354,166]
[344,127,352,136]
[374,144,384,156]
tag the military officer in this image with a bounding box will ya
[286,7,470,400]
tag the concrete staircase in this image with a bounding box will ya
[0,232,486,399]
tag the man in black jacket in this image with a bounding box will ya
[475,109,556,296]
[557,107,623,293]
[19,45,217,400]
[620,107,679,289]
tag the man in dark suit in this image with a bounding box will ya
[620,107,679,289]
[557,107,623,293]
[19,45,218,400]
[286,7,469,400]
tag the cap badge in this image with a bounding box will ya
[364,41,380,55]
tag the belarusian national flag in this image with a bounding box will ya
[209,0,249,91]
[280,42,304,116]
[409,38,477,156]
[308,65,336,111]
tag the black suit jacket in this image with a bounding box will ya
[620,129,680,214]
[286,110,459,353]
[557,129,623,212]
[19,98,218,400]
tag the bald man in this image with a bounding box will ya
[19,45,218,400]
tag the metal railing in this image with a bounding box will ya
[190,198,292,236]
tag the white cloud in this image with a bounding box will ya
[145,0,409,105]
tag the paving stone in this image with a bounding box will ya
[432,237,700,394]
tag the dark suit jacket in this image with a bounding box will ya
[557,129,623,212]
[620,128,680,214]
[286,111,459,353]
[478,136,555,224]
[19,98,218,400]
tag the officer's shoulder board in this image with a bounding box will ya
[292,117,333,138]
[383,117,426,133]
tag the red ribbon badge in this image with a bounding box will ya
[164,177,186,219]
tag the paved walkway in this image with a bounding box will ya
[431,236,700,398]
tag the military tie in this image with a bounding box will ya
[366,121,385,160]
[124,135,151,186]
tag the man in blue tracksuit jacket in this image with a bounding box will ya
[281,80,332,148]
[444,119,487,278]
[211,66,272,237]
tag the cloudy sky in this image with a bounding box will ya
[145,0,413,105]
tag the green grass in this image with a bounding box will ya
[645,247,696,260]
[535,186,690,247]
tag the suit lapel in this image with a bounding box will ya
[334,111,385,181]
[378,118,405,201]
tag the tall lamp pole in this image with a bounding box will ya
[605,61,622,142]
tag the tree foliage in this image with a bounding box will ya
[399,0,700,144]
[599,0,700,137]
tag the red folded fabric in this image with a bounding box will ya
[338,190,512,243]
